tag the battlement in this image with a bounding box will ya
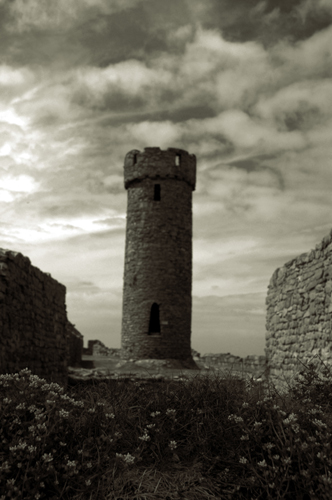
[124,147,196,190]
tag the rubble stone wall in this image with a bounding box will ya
[199,353,268,380]
[86,340,121,357]
[81,343,267,381]
[0,249,68,388]
[266,229,332,390]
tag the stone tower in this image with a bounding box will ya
[121,147,197,368]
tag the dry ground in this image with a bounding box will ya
[80,355,247,383]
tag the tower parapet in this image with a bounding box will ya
[124,147,196,190]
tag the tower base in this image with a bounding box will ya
[118,354,200,370]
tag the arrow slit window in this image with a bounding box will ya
[154,184,160,201]
[148,303,160,334]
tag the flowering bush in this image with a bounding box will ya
[0,364,332,499]
[0,368,124,499]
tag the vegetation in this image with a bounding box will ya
[1,358,332,499]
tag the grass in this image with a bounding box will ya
[1,358,332,500]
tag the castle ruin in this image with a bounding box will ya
[120,147,197,368]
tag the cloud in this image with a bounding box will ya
[55,22,332,133]
[125,120,181,149]
[18,87,80,129]
[71,60,173,112]
[149,109,306,160]
[26,27,266,118]
[200,111,306,152]
[5,21,331,141]
[255,80,332,132]
[1,23,331,224]
[295,0,332,23]
[0,1,151,69]
[0,64,34,91]
[0,174,38,193]
[186,0,332,45]
[4,0,142,33]
[271,24,332,82]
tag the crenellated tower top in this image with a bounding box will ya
[124,147,196,190]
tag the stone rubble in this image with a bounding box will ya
[68,356,264,389]
[77,346,268,385]
[199,353,267,380]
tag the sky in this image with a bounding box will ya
[1,0,332,357]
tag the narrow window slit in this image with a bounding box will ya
[154,184,160,201]
[148,303,160,334]
[175,153,181,166]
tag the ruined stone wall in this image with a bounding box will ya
[0,249,68,388]
[200,353,268,381]
[266,229,332,390]
[121,147,197,364]
[86,340,120,357]
[67,322,83,367]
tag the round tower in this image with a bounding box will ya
[121,146,197,367]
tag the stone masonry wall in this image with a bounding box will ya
[0,249,68,388]
[67,321,83,367]
[266,228,332,389]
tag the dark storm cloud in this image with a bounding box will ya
[0,1,143,67]
[191,0,332,46]
[72,10,151,67]
[0,0,192,68]
[282,104,321,132]
[71,83,146,114]
[85,0,193,66]
[273,99,323,132]
[1,0,331,73]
